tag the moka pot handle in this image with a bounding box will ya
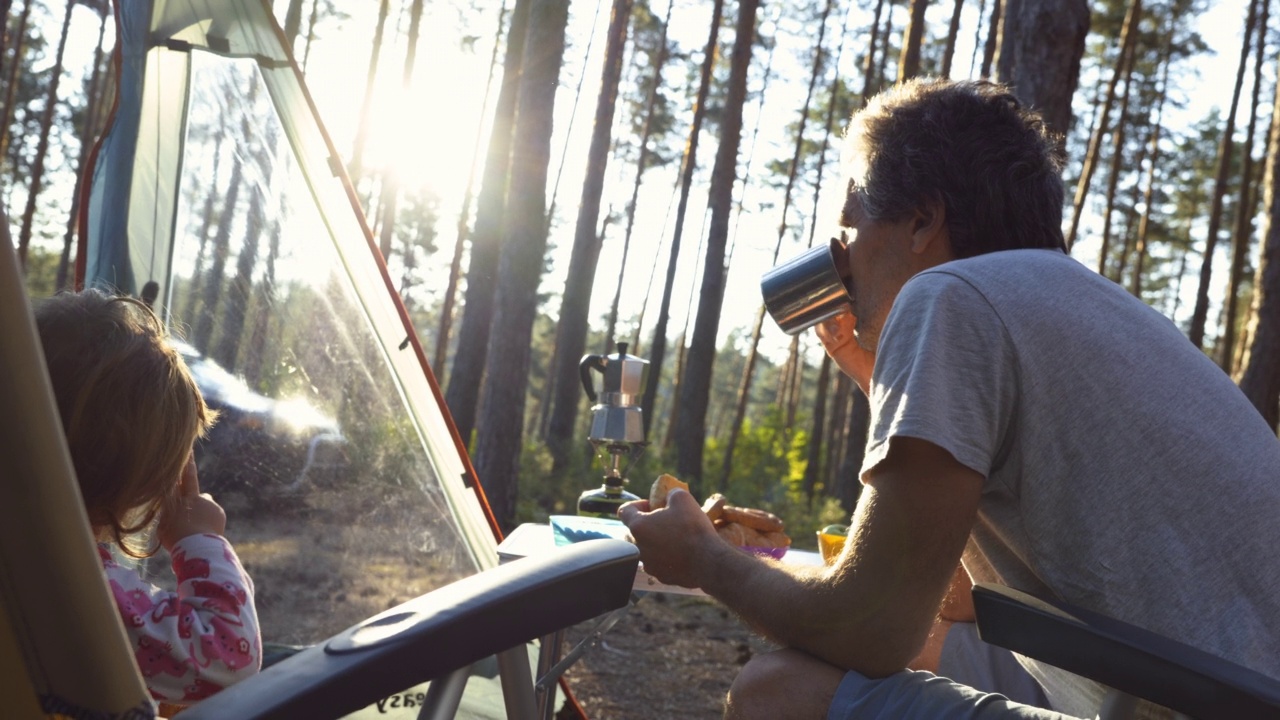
[579,354,606,402]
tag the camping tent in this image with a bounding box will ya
[73,0,583,715]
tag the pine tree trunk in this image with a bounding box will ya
[473,0,569,530]
[435,2,508,379]
[1112,124,1149,283]
[719,309,766,491]
[1096,38,1138,278]
[1237,55,1280,429]
[375,0,425,262]
[283,0,305,50]
[875,4,895,89]
[940,0,965,78]
[241,224,279,385]
[720,0,836,489]
[212,179,264,372]
[544,3,610,234]
[194,154,242,352]
[546,0,633,473]
[607,0,673,351]
[638,0,725,437]
[776,337,795,407]
[1065,0,1140,251]
[661,331,687,451]
[861,0,886,105]
[1220,0,1270,369]
[993,0,1088,140]
[347,0,389,187]
[446,0,532,445]
[727,5,781,262]
[897,0,928,81]
[0,1,9,64]
[16,0,74,270]
[674,0,761,489]
[1130,38,1172,299]
[182,127,228,326]
[825,374,851,494]
[784,337,803,428]
[836,388,870,512]
[1168,214,1194,320]
[0,0,33,166]
[802,355,833,504]
[301,0,321,71]
[1188,0,1260,349]
[56,6,109,291]
[979,0,1000,78]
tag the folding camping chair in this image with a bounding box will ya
[176,538,638,720]
[1,224,639,720]
[973,582,1280,720]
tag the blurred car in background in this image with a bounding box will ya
[172,341,348,496]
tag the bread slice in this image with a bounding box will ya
[649,473,689,509]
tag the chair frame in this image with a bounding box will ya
[972,582,1280,720]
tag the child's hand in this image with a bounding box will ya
[158,454,227,551]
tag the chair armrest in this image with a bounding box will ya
[972,582,1280,719]
[179,539,639,719]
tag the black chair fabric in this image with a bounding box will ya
[972,582,1280,719]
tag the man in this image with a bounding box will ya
[619,78,1280,719]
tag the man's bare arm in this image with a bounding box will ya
[633,436,983,677]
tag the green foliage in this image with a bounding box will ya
[21,246,61,298]
[696,406,851,550]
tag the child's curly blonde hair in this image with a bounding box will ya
[35,289,217,557]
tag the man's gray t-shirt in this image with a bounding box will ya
[861,249,1280,715]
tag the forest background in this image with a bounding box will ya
[8,0,1280,542]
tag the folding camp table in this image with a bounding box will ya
[496,522,824,718]
[497,522,825,596]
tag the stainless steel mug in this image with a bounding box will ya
[760,236,854,335]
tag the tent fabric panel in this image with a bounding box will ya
[1,215,153,714]
[89,0,501,567]
[153,0,288,60]
[257,58,500,568]
[84,0,154,294]
[127,45,190,312]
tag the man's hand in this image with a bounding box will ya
[815,310,875,394]
[618,488,724,588]
[157,454,227,551]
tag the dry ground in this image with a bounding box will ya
[559,593,778,720]
[200,485,772,719]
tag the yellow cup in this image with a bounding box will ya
[817,530,847,564]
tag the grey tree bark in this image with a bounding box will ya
[1237,52,1280,429]
[673,0,762,490]
[606,0,674,352]
[435,3,508,379]
[638,0,725,437]
[16,0,74,270]
[446,0,532,445]
[897,0,928,81]
[347,0,390,185]
[720,0,838,492]
[1129,38,1172,299]
[1095,35,1138,277]
[1220,0,1270,370]
[1188,0,1260,349]
[993,0,1089,140]
[546,0,633,473]
[473,0,570,530]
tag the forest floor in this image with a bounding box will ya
[206,484,774,719]
[557,592,776,720]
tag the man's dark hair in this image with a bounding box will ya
[843,78,1066,258]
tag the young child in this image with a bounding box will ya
[35,289,261,704]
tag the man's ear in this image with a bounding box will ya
[909,195,948,256]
